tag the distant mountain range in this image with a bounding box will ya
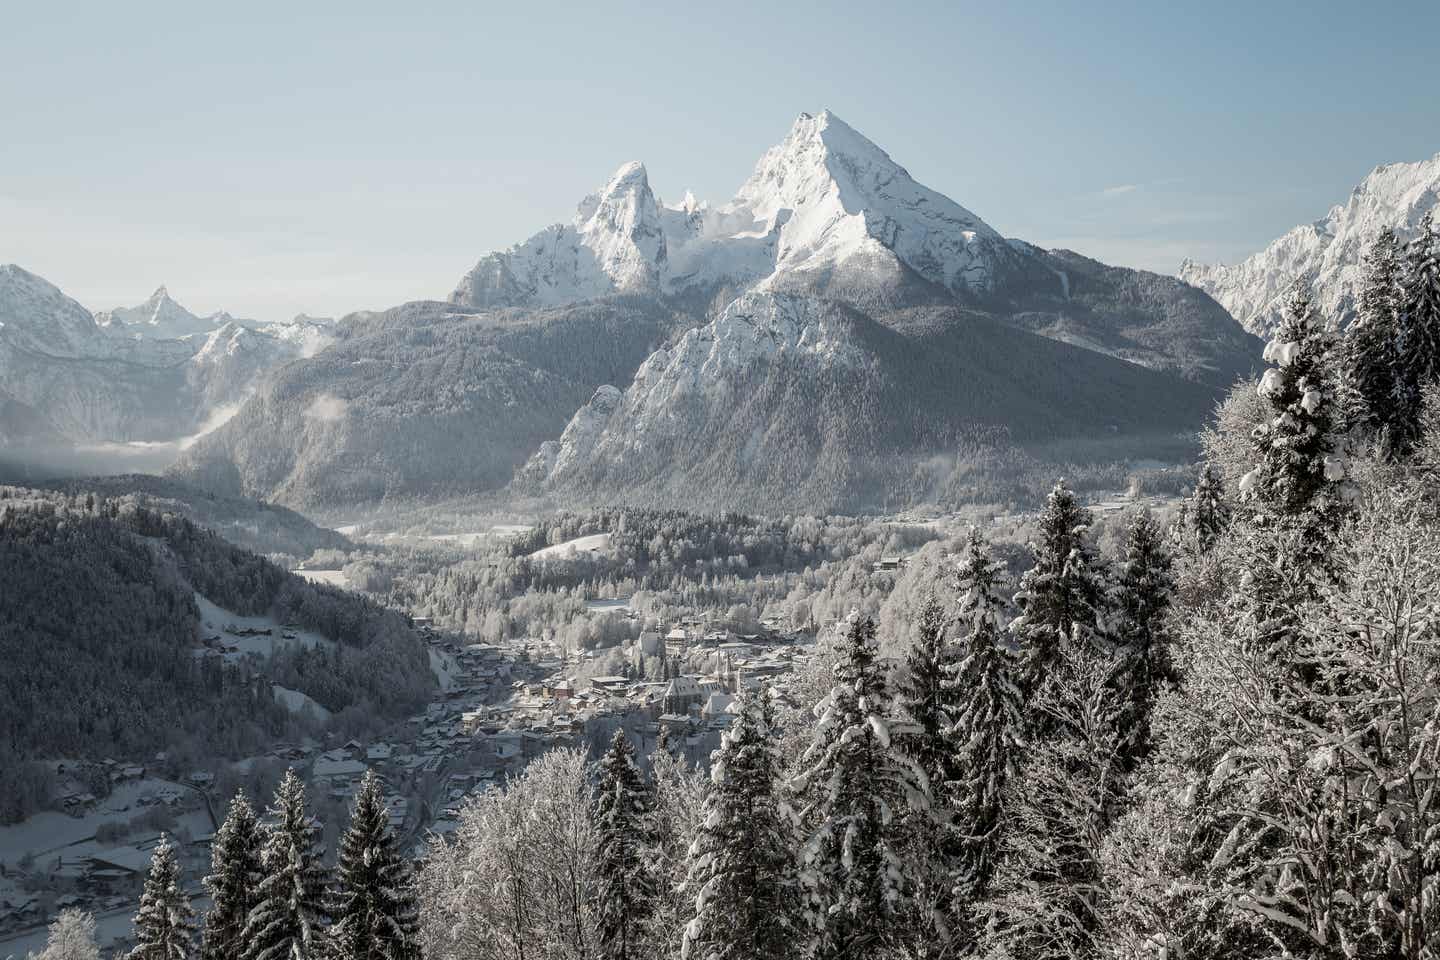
[0,265,333,448]
[1180,151,1440,336]
[172,111,1255,513]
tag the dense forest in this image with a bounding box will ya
[0,488,432,822]
[336,510,947,653]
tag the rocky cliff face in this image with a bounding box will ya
[1180,152,1440,336]
[516,291,1221,513]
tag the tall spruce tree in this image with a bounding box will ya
[1395,212,1440,452]
[896,594,966,950]
[680,692,799,960]
[1011,481,1109,706]
[242,770,329,960]
[1239,284,1351,565]
[595,730,657,960]
[329,771,420,960]
[898,595,961,797]
[200,791,264,960]
[1109,511,1175,766]
[1343,226,1403,441]
[650,740,708,960]
[947,530,1024,908]
[793,616,926,960]
[130,835,196,960]
[1189,462,1231,554]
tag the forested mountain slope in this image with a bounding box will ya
[171,297,680,510]
[30,474,353,559]
[0,488,432,769]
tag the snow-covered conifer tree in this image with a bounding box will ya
[31,909,100,960]
[130,836,195,960]
[1238,284,1351,564]
[898,595,959,798]
[1108,511,1174,766]
[980,650,1124,960]
[200,791,263,960]
[1010,481,1109,707]
[649,737,707,960]
[681,692,799,960]
[1342,226,1402,440]
[1189,462,1231,554]
[595,730,658,960]
[946,530,1024,910]
[792,616,926,959]
[329,770,420,960]
[1394,212,1440,452]
[895,593,966,950]
[242,770,329,960]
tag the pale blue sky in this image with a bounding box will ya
[3,0,1437,321]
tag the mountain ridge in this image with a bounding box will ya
[1180,151,1440,335]
[0,265,333,443]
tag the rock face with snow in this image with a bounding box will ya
[453,111,1253,386]
[452,161,669,308]
[0,265,329,445]
[518,291,1221,512]
[1180,152,1440,336]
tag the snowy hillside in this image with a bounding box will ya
[1179,152,1440,335]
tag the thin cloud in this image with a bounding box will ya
[1101,183,1140,197]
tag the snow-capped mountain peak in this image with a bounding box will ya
[451,109,1021,310]
[451,159,667,308]
[96,284,217,340]
[573,160,667,291]
[1180,151,1440,335]
[729,110,1008,296]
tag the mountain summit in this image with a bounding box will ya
[452,110,1024,311]
[94,284,222,339]
[732,110,1014,297]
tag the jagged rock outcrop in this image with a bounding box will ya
[1180,152,1440,336]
